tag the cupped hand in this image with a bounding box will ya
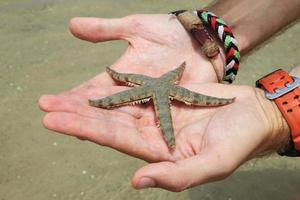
[39,80,288,191]
[39,14,289,191]
[68,14,223,90]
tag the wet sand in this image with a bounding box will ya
[0,0,300,199]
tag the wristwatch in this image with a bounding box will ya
[256,69,300,157]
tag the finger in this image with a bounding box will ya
[69,17,130,43]
[39,94,75,113]
[39,86,146,118]
[43,111,133,143]
[132,148,238,191]
[43,112,170,162]
[38,95,136,127]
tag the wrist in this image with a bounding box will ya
[207,0,300,55]
[254,89,290,154]
[289,66,300,78]
[206,5,248,54]
[172,10,240,83]
[255,66,300,155]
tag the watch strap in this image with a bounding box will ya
[256,69,300,155]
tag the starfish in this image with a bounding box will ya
[89,62,235,147]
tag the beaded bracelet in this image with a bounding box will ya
[195,10,240,83]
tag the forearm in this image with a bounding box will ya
[207,0,300,55]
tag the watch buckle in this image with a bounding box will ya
[264,76,300,100]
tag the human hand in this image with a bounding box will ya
[39,81,289,191]
[39,13,225,166]
[68,14,224,88]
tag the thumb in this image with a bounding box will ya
[132,149,237,192]
[69,17,130,43]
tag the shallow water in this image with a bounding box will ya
[0,0,300,199]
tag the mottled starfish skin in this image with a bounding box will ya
[89,62,235,147]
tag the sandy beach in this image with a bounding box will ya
[0,0,300,199]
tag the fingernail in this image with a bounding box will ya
[137,177,156,189]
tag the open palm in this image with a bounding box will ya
[68,14,222,88]
[40,81,281,191]
[39,14,284,191]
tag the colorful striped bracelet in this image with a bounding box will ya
[195,10,240,83]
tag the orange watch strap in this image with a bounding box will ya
[257,69,300,150]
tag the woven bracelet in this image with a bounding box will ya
[195,10,240,83]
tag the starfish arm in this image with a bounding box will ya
[89,86,152,108]
[153,94,175,147]
[170,85,235,106]
[106,67,152,86]
[160,62,186,84]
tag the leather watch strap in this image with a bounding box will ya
[256,69,300,154]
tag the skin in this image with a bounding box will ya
[89,63,234,147]
[39,0,300,192]
[39,78,290,191]
[209,0,300,54]
[66,15,223,84]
